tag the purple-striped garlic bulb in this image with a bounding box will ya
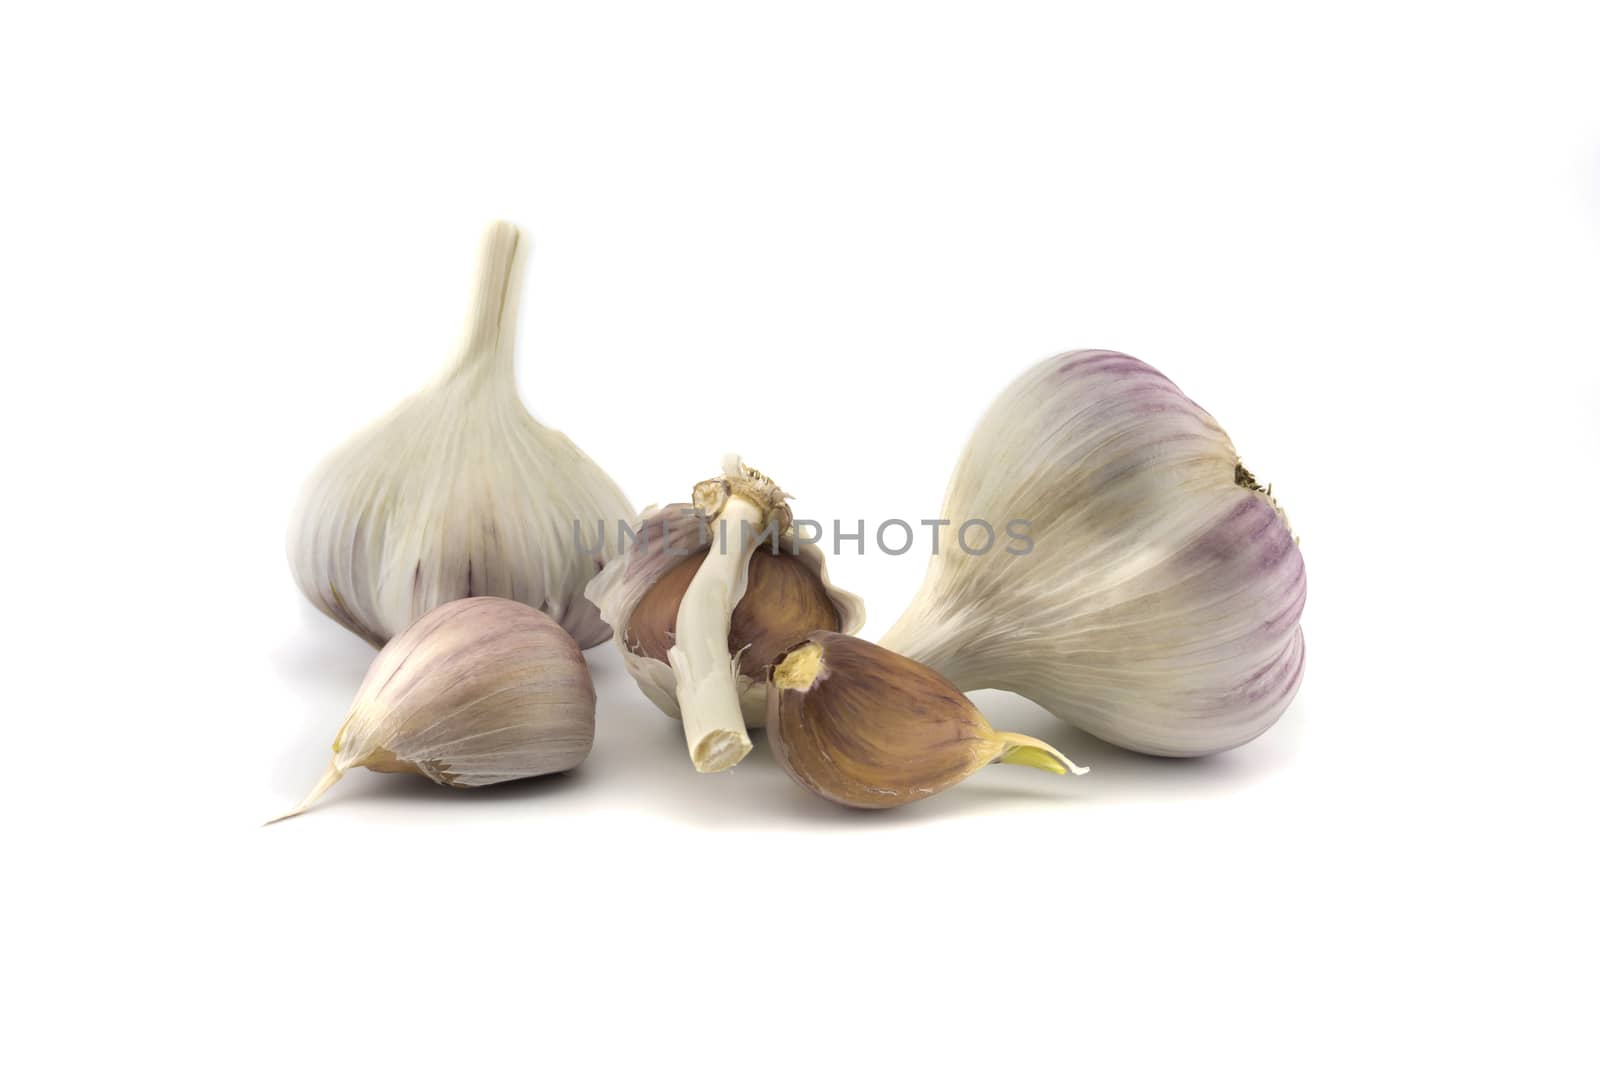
[880,350,1305,757]
[268,597,595,823]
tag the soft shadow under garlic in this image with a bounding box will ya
[286,763,586,819]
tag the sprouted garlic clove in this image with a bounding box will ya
[766,632,1087,809]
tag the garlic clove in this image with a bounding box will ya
[766,632,1087,809]
[880,349,1306,757]
[629,548,844,679]
[267,597,595,823]
[288,221,634,650]
[586,462,864,773]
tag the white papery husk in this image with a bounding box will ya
[288,222,635,650]
[586,501,865,728]
[269,597,596,822]
[880,349,1306,758]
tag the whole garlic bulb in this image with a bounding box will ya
[880,350,1306,757]
[288,221,634,649]
[268,597,595,823]
[585,458,864,772]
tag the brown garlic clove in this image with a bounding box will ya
[766,632,1088,809]
[628,548,844,680]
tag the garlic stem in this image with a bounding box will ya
[880,608,988,692]
[994,733,1091,776]
[449,220,522,379]
[666,494,764,772]
[263,762,346,826]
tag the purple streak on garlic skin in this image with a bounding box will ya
[880,349,1306,758]
[267,596,597,824]
[340,597,596,783]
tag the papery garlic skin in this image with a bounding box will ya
[585,503,708,717]
[288,222,634,649]
[880,350,1306,758]
[269,597,595,823]
[585,460,864,771]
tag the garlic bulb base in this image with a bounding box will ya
[1235,460,1295,536]
[693,456,793,532]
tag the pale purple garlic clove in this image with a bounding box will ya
[267,597,595,823]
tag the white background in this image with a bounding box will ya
[3,2,1596,1062]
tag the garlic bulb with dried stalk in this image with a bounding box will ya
[768,632,1088,809]
[880,349,1306,757]
[268,597,595,823]
[288,221,634,649]
[586,456,864,773]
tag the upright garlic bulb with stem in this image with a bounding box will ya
[268,597,595,824]
[881,349,1306,757]
[586,457,864,772]
[288,221,634,649]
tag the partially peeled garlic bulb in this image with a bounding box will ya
[269,597,595,823]
[586,457,864,772]
[881,349,1306,757]
[288,221,634,649]
[768,632,1088,809]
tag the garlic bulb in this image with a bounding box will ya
[768,632,1087,809]
[288,221,634,649]
[585,457,864,773]
[268,597,595,823]
[880,349,1306,757]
